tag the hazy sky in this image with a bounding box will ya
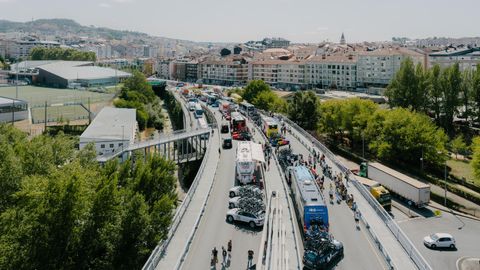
[1,0,479,43]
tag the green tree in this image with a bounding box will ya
[428,64,443,125]
[288,91,320,130]
[386,57,421,110]
[471,65,480,123]
[472,137,480,181]
[252,90,286,113]
[451,135,468,159]
[441,63,461,135]
[243,80,270,102]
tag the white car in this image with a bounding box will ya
[423,233,456,249]
[226,208,265,228]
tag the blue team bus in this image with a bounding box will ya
[194,103,204,118]
[288,166,329,231]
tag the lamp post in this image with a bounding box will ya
[15,59,19,99]
[438,150,448,207]
[362,132,365,160]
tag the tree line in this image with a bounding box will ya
[386,58,480,136]
[29,47,96,62]
[0,125,177,269]
[114,71,164,131]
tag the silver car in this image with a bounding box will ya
[226,208,265,228]
[423,233,456,249]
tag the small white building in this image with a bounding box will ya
[79,107,137,156]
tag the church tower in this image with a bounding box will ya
[340,32,346,45]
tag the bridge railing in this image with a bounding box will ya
[280,116,432,270]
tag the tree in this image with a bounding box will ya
[386,57,420,110]
[471,65,480,123]
[460,69,473,121]
[428,64,442,125]
[441,63,461,135]
[451,135,468,159]
[243,80,270,102]
[252,90,286,113]
[220,48,231,56]
[472,137,480,181]
[287,91,320,131]
[29,47,96,61]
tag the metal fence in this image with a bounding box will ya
[281,116,432,270]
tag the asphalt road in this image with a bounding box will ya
[397,204,480,270]
[181,109,263,270]
[282,128,388,270]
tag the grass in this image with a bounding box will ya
[447,158,477,185]
[0,86,115,123]
[0,86,114,106]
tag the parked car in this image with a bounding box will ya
[270,136,289,147]
[226,208,265,228]
[221,124,229,133]
[423,233,456,249]
[222,137,233,149]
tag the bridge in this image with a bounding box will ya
[141,84,430,270]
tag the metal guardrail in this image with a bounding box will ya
[280,116,432,270]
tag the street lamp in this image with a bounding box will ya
[362,132,365,160]
[438,151,447,207]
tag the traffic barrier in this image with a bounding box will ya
[280,115,432,270]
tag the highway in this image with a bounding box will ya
[276,121,388,270]
[181,108,263,270]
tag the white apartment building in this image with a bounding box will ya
[198,57,249,86]
[250,60,307,90]
[356,48,425,87]
[155,59,171,79]
[10,39,60,59]
[305,55,357,90]
[428,47,480,71]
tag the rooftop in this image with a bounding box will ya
[38,61,131,81]
[80,107,136,142]
[0,96,28,106]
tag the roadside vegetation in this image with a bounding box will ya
[114,71,164,131]
[29,47,96,61]
[0,124,177,270]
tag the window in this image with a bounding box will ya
[101,144,105,149]
[119,143,123,147]
[110,143,114,148]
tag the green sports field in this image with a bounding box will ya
[0,86,115,123]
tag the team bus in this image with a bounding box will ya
[240,101,256,116]
[261,116,279,138]
[198,117,209,139]
[231,112,246,132]
[288,166,329,231]
[194,103,203,118]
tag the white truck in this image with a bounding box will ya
[235,141,256,185]
[366,162,430,207]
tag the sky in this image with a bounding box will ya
[1,0,479,43]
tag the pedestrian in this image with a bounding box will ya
[222,246,227,265]
[227,240,232,253]
[247,249,254,268]
[212,247,218,264]
[354,210,360,229]
[267,158,270,171]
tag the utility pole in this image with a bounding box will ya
[44,101,47,132]
[444,161,448,207]
[88,97,91,124]
[11,99,15,124]
[362,133,365,159]
[15,60,19,99]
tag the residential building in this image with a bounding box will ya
[356,48,424,87]
[155,59,171,79]
[79,107,137,156]
[185,61,198,82]
[10,38,60,59]
[263,38,291,48]
[170,60,187,81]
[198,57,249,86]
[428,47,480,71]
[305,54,357,90]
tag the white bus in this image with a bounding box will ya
[188,101,196,111]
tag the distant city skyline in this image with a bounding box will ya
[1,0,479,43]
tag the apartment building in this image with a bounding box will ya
[155,59,171,79]
[356,48,424,87]
[198,57,249,86]
[305,55,357,90]
[9,38,60,59]
[250,60,308,90]
[428,47,480,71]
[185,62,198,82]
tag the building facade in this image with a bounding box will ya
[428,47,480,71]
[198,58,249,86]
[356,48,424,87]
[305,55,357,90]
[10,39,60,59]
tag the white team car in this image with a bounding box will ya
[226,208,265,228]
